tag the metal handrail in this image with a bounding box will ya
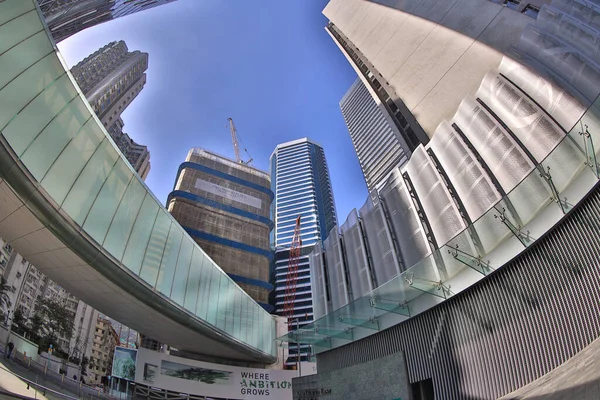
[1,345,118,400]
[0,364,78,400]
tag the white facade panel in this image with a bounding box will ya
[340,209,374,301]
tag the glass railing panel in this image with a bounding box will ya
[40,118,105,205]
[215,273,230,332]
[205,267,221,326]
[240,294,250,344]
[121,194,159,273]
[571,95,600,163]
[505,169,552,229]
[232,288,242,340]
[194,250,211,319]
[103,177,146,261]
[61,139,119,224]
[0,9,41,54]
[4,73,76,156]
[0,32,53,91]
[139,210,171,287]
[184,246,204,314]
[404,253,451,299]
[170,236,193,306]
[0,33,55,129]
[225,282,237,336]
[0,0,35,25]
[155,224,183,296]
[370,274,418,312]
[21,97,90,181]
[83,160,133,244]
[542,137,587,193]
[470,199,513,254]
[443,232,494,277]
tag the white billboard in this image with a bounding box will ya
[194,178,262,209]
[135,348,297,399]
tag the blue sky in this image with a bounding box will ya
[58,0,366,223]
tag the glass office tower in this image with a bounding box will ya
[340,78,411,192]
[270,138,336,364]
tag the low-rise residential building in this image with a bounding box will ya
[88,317,119,385]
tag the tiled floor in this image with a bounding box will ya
[500,336,600,399]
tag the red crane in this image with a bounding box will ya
[283,216,302,327]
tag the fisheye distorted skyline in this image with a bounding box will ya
[58,0,366,221]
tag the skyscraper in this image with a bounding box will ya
[284,1,600,398]
[340,78,411,192]
[107,118,151,180]
[168,148,274,308]
[38,0,178,43]
[271,138,336,363]
[71,41,151,179]
[71,41,148,128]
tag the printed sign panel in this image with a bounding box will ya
[135,348,297,399]
[194,178,262,209]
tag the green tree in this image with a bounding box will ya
[30,313,43,339]
[0,276,12,320]
[80,355,89,376]
[33,298,74,351]
[12,307,24,327]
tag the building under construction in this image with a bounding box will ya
[167,148,274,309]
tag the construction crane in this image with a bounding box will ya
[227,118,253,165]
[283,216,303,370]
[283,216,302,324]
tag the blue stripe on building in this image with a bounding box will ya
[168,190,274,231]
[182,225,274,261]
[227,273,274,291]
[174,162,275,201]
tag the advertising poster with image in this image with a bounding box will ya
[112,347,137,381]
[136,348,298,399]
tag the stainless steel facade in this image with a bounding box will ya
[308,0,598,316]
[283,0,600,397]
[316,182,600,399]
[38,0,177,43]
[340,78,410,192]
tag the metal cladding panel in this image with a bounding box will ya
[317,183,600,399]
[309,242,330,321]
[379,169,430,268]
[428,121,500,221]
[498,57,586,133]
[477,72,565,163]
[517,25,600,105]
[537,5,600,67]
[340,209,374,300]
[359,196,402,285]
[551,0,600,32]
[404,146,466,246]
[454,96,535,194]
[324,225,350,311]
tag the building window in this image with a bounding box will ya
[504,0,520,9]
[522,4,540,18]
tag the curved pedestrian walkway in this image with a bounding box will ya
[0,0,276,363]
